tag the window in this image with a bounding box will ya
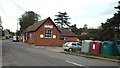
[29,33,32,40]
[60,36,67,40]
[64,42,70,45]
[72,43,76,45]
[44,29,52,38]
[77,43,82,46]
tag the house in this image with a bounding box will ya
[22,17,79,46]
[60,28,79,41]
[4,29,11,38]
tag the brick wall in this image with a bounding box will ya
[30,19,61,46]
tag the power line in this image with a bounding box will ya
[0,5,11,20]
[9,0,25,11]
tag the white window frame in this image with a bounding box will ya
[44,29,52,38]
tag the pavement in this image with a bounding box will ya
[27,44,119,63]
[31,45,64,52]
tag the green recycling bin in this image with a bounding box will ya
[114,40,120,56]
[101,41,118,56]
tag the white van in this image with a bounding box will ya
[13,36,19,42]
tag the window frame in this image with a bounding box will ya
[44,29,52,38]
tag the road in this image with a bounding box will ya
[2,39,119,68]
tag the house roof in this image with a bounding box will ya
[60,28,78,37]
[25,18,47,32]
[25,17,61,32]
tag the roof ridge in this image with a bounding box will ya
[38,17,48,23]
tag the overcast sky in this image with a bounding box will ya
[0,0,119,32]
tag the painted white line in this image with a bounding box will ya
[65,60,84,66]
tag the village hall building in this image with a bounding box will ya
[22,17,79,46]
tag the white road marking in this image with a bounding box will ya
[65,60,84,66]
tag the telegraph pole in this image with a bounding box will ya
[17,23,18,36]
[16,23,19,41]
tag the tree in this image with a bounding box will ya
[82,24,88,32]
[100,1,120,40]
[83,24,88,29]
[54,12,71,28]
[114,1,120,40]
[79,28,100,40]
[69,24,100,40]
[69,24,80,35]
[0,16,2,26]
[9,32,15,37]
[19,11,40,32]
[0,17,3,37]
[2,30,4,36]
[87,28,100,40]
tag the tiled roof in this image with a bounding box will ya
[60,28,78,37]
[25,18,47,32]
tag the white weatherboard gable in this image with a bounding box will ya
[44,25,53,28]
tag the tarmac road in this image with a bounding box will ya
[2,39,119,68]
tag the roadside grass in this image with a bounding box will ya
[66,51,120,60]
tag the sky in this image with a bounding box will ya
[0,0,119,32]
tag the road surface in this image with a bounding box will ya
[2,39,119,68]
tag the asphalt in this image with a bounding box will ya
[2,40,75,66]
[2,40,118,67]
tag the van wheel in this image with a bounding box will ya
[68,48,73,52]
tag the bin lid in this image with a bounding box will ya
[83,40,92,42]
[94,41,102,43]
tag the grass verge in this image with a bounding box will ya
[66,51,120,60]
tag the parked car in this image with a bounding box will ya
[5,36,9,39]
[63,42,82,51]
[13,36,19,42]
[1,37,6,40]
